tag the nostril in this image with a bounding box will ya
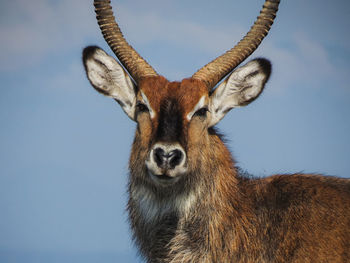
[154,148,165,167]
[168,149,183,169]
[152,146,184,170]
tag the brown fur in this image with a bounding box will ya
[126,77,350,262]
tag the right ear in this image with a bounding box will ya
[83,46,137,121]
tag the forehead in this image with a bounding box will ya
[138,77,208,114]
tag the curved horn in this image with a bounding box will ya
[192,0,280,90]
[93,0,158,82]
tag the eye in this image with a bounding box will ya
[136,102,149,113]
[193,107,208,118]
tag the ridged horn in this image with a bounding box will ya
[93,0,158,82]
[192,0,280,90]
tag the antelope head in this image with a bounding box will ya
[83,0,279,189]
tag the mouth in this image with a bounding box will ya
[154,173,174,180]
[148,171,181,185]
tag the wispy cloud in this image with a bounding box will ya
[115,2,350,92]
[1,0,349,94]
[114,3,246,55]
[0,0,95,71]
[256,32,350,93]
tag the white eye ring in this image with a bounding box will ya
[193,107,208,118]
[186,95,207,121]
[140,91,156,119]
[136,101,149,113]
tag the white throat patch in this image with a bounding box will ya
[131,185,198,224]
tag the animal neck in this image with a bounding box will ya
[165,132,254,261]
[128,128,252,259]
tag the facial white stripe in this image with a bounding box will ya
[186,95,207,121]
[140,91,156,119]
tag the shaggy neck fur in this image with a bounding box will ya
[128,128,253,262]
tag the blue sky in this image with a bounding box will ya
[0,0,349,262]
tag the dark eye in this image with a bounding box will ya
[136,102,149,113]
[193,107,208,118]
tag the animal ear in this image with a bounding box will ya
[83,46,137,121]
[208,58,271,127]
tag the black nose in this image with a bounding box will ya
[153,147,183,169]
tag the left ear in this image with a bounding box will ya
[83,46,137,121]
[208,58,271,127]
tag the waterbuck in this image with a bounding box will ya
[83,0,350,262]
